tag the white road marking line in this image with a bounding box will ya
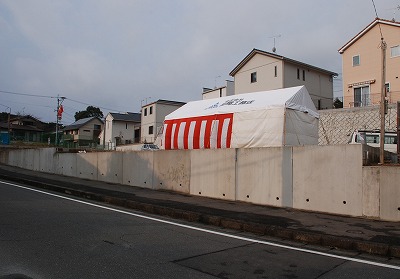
[2,180,400,270]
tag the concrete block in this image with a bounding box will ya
[190,149,235,200]
[153,150,190,193]
[97,152,123,184]
[362,166,380,218]
[122,151,154,189]
[293,145,363,216]
[379,166,400,221]
[39,148,56,173]
[56,153,77,177]
[76,152,98,180]
[236,147,293,207]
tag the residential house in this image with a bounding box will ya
[141,100,186,143]
[229,49,338,110]
[339,18,400,108]
[100,112,141,149]
[0,115,45,142]
[62,117,103,147]
[202,80,235,100]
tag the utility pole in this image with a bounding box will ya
[379,38,387,164]
[55,96,66,146]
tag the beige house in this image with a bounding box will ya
[229,49,337,110]
[202,80,235,100]
[62,117,103,147]
[339,18,400,108]
[141,99,185,143]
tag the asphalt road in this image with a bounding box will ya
[1,180,399,279]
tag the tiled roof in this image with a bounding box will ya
[109,112,141,122]
[63,117,103,131]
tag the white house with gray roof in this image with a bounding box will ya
[100,112,141,149]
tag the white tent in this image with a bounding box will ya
[160,86,319,150]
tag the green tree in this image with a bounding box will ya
[74,106,104,121]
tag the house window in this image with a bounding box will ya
[94,124,101,130]
[274,66,277,77]
[150,106,153,115]
[297,68,300,79]
[302,70,306,81]
[144,108,147,116]
[83,129,90,132]
[353,86,370,107]
[352,55,360,66]
[250,72,257,83]
[391,46,400,57]
[126,123,128,129]
[149,125,154,135]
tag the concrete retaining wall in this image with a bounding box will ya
[153,150,190,193]
[98,152,123,184]
[76,152,98,180]
[122,151,154,189]
[190,149,236,200]
[236,147,293,207]
[293,145,363,216]
[56,153,77,177]
[1,146,399,221]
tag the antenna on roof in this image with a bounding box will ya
[389,5,400,21]
[268,34,281,53]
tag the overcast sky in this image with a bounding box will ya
[1,0,399,124]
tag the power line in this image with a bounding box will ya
[0,90,56,99]
[66,97,126,112]
[371,0,384,39]
[1,88,133,114]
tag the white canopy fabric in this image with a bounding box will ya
[162,86,319,150]
[165,86,319,120]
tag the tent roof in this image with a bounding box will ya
[165,86,319,120]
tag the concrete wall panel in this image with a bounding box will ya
[153,150,190,193]
[122,151,154,189]
[293,145,363,216]
[0,149,9,164]
[236,147,293,207]
[56,153,77,177]
[76,153,98,180]
[379,166,400,221]
[362,167,380,218]
[190,149,235,200]
[97,152,123,184]
[21,149,35,170]
[7,150,23,167]
[38,148,56,173]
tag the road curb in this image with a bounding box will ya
[0,173,398,259]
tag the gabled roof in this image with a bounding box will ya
[0,122,44,132]
[63,117,103,131]
[339,18,400,54]
[229,48,337,77]
[143,99,186,108]
[109,112,141,122]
